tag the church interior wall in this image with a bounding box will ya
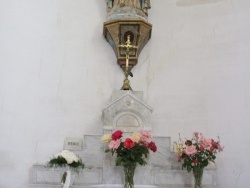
[0,0,250,187]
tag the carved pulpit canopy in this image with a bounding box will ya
[103,0,152,90]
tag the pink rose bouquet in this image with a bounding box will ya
[102,130,157,166]
[174,132,224,172]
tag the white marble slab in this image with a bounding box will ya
[30,135,217,188]
[29,184,216,188]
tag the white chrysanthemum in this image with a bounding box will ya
[59,150,79,164]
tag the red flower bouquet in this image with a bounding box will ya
[102,130,157,188]
[102,130,157,166]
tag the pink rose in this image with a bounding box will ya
[109,139,121,150]
[139,140,149,147]
[124,138,135,149]
[200,136,212,148]
[149,141,157,152]
[193,132,200,138]
[217,143,224,152]
[112,130,123,140]
[139,131,152,143]
[185,145,197,156]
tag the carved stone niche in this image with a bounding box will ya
[102,90,153,134]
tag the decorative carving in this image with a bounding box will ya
[106,0,151,16]
[102,91,153,133]
[116,114,139,127]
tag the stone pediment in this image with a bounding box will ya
[102,91,153,133]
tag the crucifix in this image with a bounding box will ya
[118,35,138,90]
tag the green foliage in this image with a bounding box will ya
[47,155,84,172]
[47,156,67,168]
[180,150,217,171]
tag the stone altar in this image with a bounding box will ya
[30,91,217,188]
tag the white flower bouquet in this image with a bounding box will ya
[47,150,84,187]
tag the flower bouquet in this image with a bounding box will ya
[174,132,224,188]
[47,150,84,188]
[102,130,157,188]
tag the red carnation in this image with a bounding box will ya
[211,140,219,149]
[149,141,157,152]
[124,138,135,149]
[210,145,215,152]
[192,159,199,166]
[199,145,205,152]
[112,130,123,140]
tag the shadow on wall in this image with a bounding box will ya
[176,0,224,6]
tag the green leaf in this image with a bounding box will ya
[116,157,122,166]
[61,172,67,184]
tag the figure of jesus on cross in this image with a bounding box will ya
[118,35,138,90]
[119,35,138,68]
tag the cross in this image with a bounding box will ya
[118,35,138,90]
[118,35,138,68]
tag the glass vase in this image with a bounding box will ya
[123,163,136,188]
[193,168,204,188]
